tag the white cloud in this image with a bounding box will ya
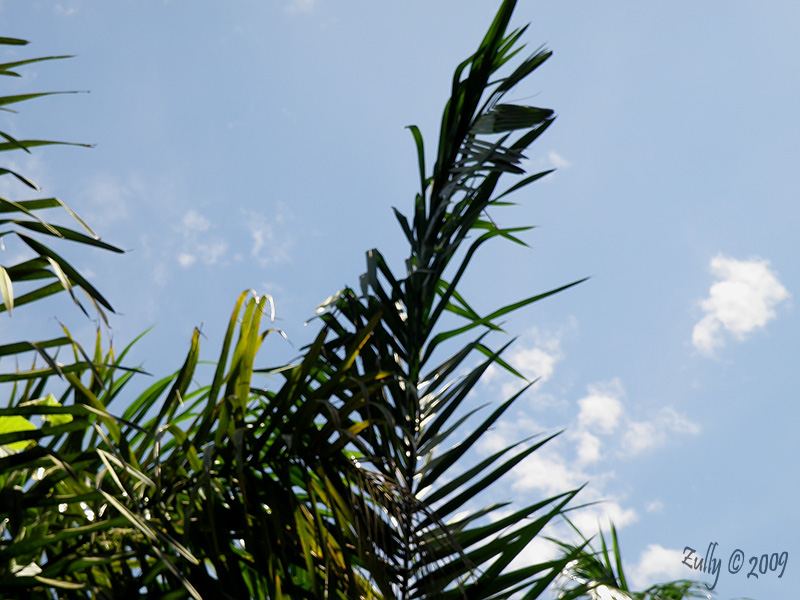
[174,209,229,267]
[570,379,700,462]
[286,0,315,14]
[182,209,211,232]
[3,164,138,235]
[506,534,561,572]
[548,150,571,169]
[621,421,658,454]
[659,406,701,435]
[588,585,634,600]
[0,154,49,199]
[478,417,544,455]
[152,262,169,286]
[472,402,648,572]
[197,240,228,265]
[692,254,789,356]
[476,417,591,498]
[692,316,723,356]
[573,430,602,464]
[178,241,227,268]
[508,339,561,383]
[177,253,196,268]
[492,381,697,493]
[628,544,690,590]
[83,173,141,229]
[645,500,664,514]
[55,3,81,16]
[577,379,624,435]
[477,369,699,549]
[507,443,589,497]
[569,501,639,536]
[474,325,701,562]
[483,323,573,405]
[246,208,293,267]
[169,206,292,270]
[622,407,700,456]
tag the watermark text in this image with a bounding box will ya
[682,542,788,590]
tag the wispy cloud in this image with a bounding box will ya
[483,323,574,404]
[1,160,136,236]
[504,437,588,497]
[622,406,700,455]
[177,253,196,268]
[628,544,691,590]
[474,324,700,563]
[573,430,602,464]
[55,2,81,17]
[477,375,699,551]
[481,321,700,471]
[645,500,664,514]
[162,205,294,272]
[82,173,142,230]
[569,501,639,535]
[570,380,700,460]
[285,0,315,14]
[245,206,294,267]
[0,154,49,199]
[547,150,571,169]
[576,379,624,435]
[477,416,632,529]
[504,328,564,384]
[692,254,790,356]
[182,209,210,232]
[176,209,228,268]
[197,240,228,264]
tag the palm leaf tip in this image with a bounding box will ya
[554,521,714,600]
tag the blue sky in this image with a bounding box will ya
[2,2,798,598]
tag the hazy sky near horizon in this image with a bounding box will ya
[3,2,799,598]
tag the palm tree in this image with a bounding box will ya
[0,4,709,599]
[308,1,589,596]
[0,36,120,344]
[553,521,713,600]
[0,36,141,598]
[131,1,588,595]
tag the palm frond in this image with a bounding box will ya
[552,520,714,600]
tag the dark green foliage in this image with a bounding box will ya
[0,4,706,600]
[554,521,714,600]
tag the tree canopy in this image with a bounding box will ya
[0,3,709,599]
